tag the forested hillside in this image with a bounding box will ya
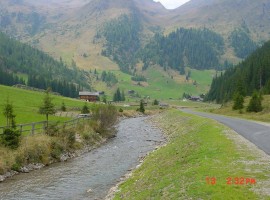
[229,27,258,59]
[101,23,225,74]
[141,28,225,71]
[101,14,141,74]
[206,41,270,103]
[0,32,91,97]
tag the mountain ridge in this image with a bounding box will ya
[1,0,269,69]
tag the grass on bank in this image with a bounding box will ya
[113,109,270,200]
[0,122,102,175]
[208,95,270,123]
[0,104,118,175]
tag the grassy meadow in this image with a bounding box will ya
[0,85,89,126]
[95,67,215,101]
[113,109,270,199]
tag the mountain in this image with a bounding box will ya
[1,0,270,99]
[0,32,91,97]
[1,0,269,69]
[170,0,270,38]
[205,41,270,103]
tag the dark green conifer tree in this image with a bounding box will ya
[232,92,244,110]
[246,91,263,112]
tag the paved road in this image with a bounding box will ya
[181,109,270,155]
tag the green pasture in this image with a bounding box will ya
[97,68,215,101]
[0,85,89,126]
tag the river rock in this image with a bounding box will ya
[0,170,19,182]
[60,152,76,162]
[87,188,93,193]
[60,154,69,162]
[0,175,5,182]
[20,163,45,173]
[20,166,30,173]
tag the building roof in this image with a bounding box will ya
[79,91,100,96]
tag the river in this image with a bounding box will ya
[0,117,164,200]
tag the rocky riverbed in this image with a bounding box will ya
[0,116,165,200]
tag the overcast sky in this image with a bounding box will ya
[153,0,190,9]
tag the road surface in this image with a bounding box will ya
[181,109,270,155]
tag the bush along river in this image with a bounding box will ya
[0,117,165,200]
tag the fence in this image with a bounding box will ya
[0,117,90,136]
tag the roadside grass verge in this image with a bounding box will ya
[208,95,270,123]
[113,109,270,199]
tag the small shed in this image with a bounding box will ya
[79,91,99,102]
[189,96,203,102]
[159,103,169,108]
[128,90,135,95]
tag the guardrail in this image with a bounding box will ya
[0,117,90,135]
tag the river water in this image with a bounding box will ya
[0,117,164,200]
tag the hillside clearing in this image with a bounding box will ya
[95,67,214,101]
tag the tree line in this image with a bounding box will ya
[101,17,227,74]
[205,40,270,103]
[100,14,262,76]
[140,28,224,72]
[0,67,25,86]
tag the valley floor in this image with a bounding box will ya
[111,109,270,200]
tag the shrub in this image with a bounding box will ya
[91,104,118,135]
[139,100,145,113]
[61,128,76,149]
[45,122,60,136]
[61,102,66,112]
[1,128,21,149]
[17,134,51,165]
[153,99,159,105]
[0,147,16,174]
[50,140,64,160]
[81,103,90,114]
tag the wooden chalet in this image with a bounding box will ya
[79,91,99,102]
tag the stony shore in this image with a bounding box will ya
[0,137,107,183]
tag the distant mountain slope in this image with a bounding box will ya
[0,0,269,70]
[169,0,270,40]
[206,40,270,103]
[0,32,91,97]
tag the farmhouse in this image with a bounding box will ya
[79,91,99,102]
[189,96,203,102]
